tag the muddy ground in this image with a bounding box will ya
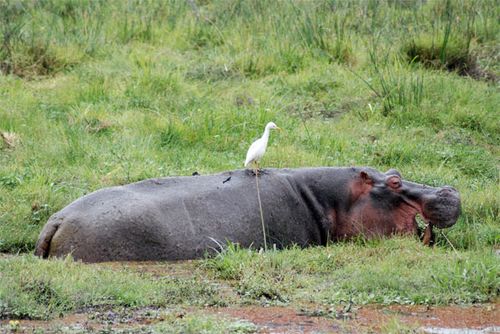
[1,260,498,333]
[1,303,499,333]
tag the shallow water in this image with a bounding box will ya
[423,326,500,334]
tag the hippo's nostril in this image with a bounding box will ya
[438,186,458,196]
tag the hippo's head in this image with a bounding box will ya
[333,168,461,241]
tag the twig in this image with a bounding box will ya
[440,230,459,255]
[255,171,267,251]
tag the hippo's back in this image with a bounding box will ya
[35,168,322,262]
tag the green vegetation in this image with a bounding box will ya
[0,255,223,320]
[1,239,498,321]
[153,314,257,334]
[204,239,499,305]
[0,0,498,326]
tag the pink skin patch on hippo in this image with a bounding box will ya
[338,201,396,239]
[330,172,423,240]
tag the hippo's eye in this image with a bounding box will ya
[387,176,402,189]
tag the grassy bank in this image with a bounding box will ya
[0,239,498,320]
[0,0,498,321]
[0,254,224,320]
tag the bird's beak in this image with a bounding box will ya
[276,127,282,131]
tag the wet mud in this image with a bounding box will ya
[1,303,498,333]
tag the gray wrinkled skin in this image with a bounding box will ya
[35,167,461,262]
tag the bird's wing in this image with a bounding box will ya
[244,138,263,167]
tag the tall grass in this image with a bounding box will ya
[0,0,498,253]
[354,48,425,116]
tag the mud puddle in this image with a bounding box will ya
[2,303,497,334]
[209,304,499,333]
[422,327,500,334]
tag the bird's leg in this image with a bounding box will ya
[252,162,259,176]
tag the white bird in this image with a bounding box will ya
[244,122,281,174]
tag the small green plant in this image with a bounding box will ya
[380,317,419,334]
[7,320,21,332]
[29,203,52,225]
[0,174,22,189]
[154,313,257,334]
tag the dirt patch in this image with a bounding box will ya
[352,304,499,333]
[209,306,342,333]
[207,304,499,334]
[0,306,175,333]
[0,304,500,333]
[0,131,20,150]
[2,313,91,332]
[1,303,499,333]
[94,260,201,279]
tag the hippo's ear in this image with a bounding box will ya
[385,169,402,178]
[360,170,373,184]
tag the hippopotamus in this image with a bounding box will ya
[35,167,461,262]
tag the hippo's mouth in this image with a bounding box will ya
[403,186,461,231]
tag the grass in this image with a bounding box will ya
[1,239,498,321]
[153,314,258,334]
[0,0,498,324]
[204,238,499,306]
[0,255,224,320]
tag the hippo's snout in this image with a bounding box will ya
[423,186,461,229]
